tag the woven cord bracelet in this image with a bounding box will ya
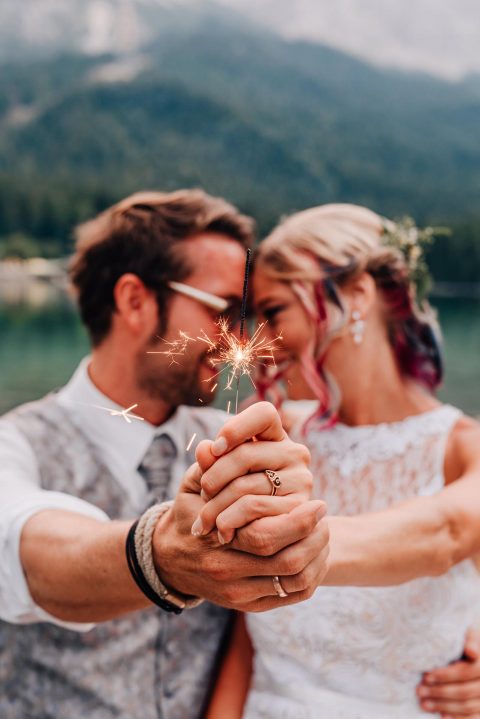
[126,501,203,614]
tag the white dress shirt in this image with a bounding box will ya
[0,358,227,630]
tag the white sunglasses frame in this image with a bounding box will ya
[167,281,229,313]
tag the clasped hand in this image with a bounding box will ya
[153,401,330,611]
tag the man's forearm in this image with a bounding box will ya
[20,510,150,622]
[324,495,458,586]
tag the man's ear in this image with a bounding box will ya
[343,272,377,318]
[113,273,159,336]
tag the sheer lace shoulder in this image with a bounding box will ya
[299,405,462,515]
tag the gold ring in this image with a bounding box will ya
[265,469,281,496]
[272,575,288,598]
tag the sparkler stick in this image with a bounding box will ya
[235,248,252,412]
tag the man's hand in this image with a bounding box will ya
[152,402,330,611]
[417,628,480,717]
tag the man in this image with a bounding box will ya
[0,190,329,718]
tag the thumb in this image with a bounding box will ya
[195,439,217,473]
[463,628,480,661]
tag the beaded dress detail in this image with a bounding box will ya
[245,405,480,718]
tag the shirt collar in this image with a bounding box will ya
[56,357,184,473]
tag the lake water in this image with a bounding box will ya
[0,283,479,416]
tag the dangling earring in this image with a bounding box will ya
[350,310,365,345]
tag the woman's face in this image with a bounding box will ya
[252,266,315,365]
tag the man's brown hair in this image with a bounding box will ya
[70,189,254,345]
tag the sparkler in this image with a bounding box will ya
[198,319,280,402]
[196,248,281,412]
[90,403,145,423]
[146,331,194,364]
[186,432,197,452]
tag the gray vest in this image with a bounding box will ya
[0,395,232,719]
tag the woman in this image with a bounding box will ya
[205,204,480,718]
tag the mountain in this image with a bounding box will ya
[0,6,479,282]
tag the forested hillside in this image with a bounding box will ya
[1,11,479,281]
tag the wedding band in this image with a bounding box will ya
[265,469,282,496]
[272,575,288,598]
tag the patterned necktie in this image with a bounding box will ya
[138,433,177,507]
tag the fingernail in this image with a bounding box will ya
[200,489,209,502]
[191,517,204,536]
[212,436,228,457]
[422,701,434,710]
[417,687,428,697]
[217,530,226,545]
[423,674,434,685]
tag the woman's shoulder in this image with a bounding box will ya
[444,408,480,484]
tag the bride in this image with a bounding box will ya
[205,204,480,718]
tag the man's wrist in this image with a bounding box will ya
[127,503,203,613]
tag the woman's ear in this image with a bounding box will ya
[113,273,159,336]
[343,272,377,318]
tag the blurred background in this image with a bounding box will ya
[0,0,479,414]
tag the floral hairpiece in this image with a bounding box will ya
[381,216,449,300]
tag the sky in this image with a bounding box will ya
[212,0,480,80]
[2,0,480,81]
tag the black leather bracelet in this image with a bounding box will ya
[125,520,183,615]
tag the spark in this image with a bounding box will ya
[91,403,145,424]
[146,331,194,364]
[197,318,281,397]
[186,432,197,452]
[210,383,218,393]
[227,400,231,414]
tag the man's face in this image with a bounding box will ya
[137,233,247,407]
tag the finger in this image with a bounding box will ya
[201,439,310,498]
[464,628,480,660]
[424,662,480,685]
[419,695,480,715]
[419,678,480,701]
[195,439,216,474]
[180,461,203,494]
[193,510,329,582]
[210,401,286,458]
[216,494,304,544]
[227,545,330,604]
[233,501,328,558]
[197,468,311,536]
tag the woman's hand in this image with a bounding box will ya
[417,628,480,717]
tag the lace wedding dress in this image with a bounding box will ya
[244,405,480,718]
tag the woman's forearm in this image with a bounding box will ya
[324,494,466,586]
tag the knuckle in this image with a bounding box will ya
[200,474,216,497]
[246,494,266,515]
[200,553,224,580]
[259,401,278,424]
[240,526,276,556]
[279,551,304,576]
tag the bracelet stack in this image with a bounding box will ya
[126,501,203,614]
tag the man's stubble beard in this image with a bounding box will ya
[136,337,215,408]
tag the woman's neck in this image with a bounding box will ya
[332,340,439,427]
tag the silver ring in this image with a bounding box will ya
[272,575,288,598]
[265,469,281,496]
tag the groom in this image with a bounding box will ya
[0,189,328,718]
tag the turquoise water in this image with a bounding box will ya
[0,292,479,416]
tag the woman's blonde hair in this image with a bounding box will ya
[256,203,442,423]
